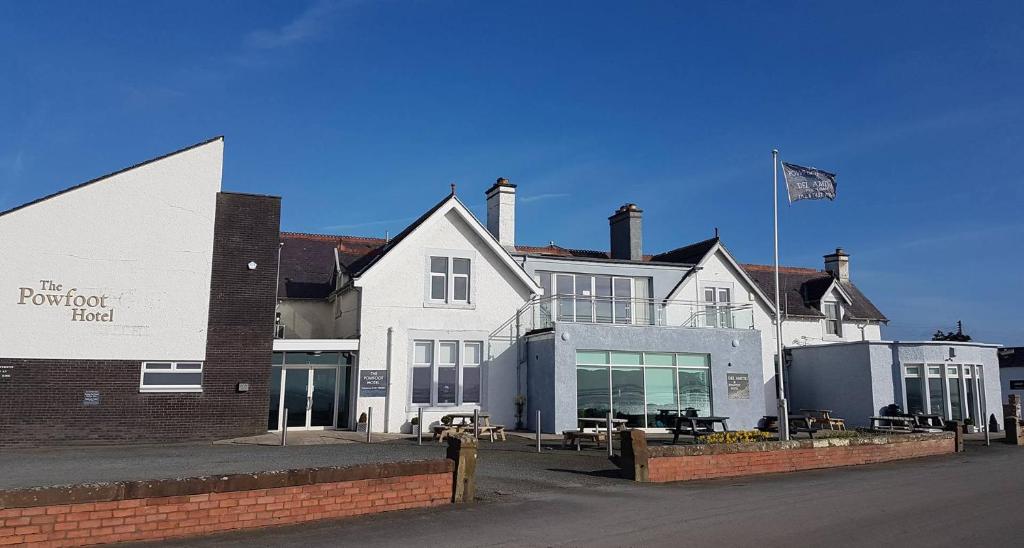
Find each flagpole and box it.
[773,149,790,441]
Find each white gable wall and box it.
[0,140,222,360]
[354,208,534,432]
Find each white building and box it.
[273,178,893,433]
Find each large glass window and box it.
[546,273,647,324]
[411,339,482,406]
[612,367,645,427]
[904,366,924,414]
[948,367,963,421]
[574,351,712,428]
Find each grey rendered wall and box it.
[525,333,558,433]
[549,322,764,432]
[788,343,876,428]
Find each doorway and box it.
[269,351,354,431]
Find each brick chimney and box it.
[824,248,850,282]
[609,203,643,261]
[486,177,516,247]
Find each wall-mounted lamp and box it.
[247,261,258,270]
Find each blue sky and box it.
[2,1,1022,344]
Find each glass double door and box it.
[276,366,340,430]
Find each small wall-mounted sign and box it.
[727,373,749,400]
[359,370,388,397]
[0,364,12,383]
[83,390,100,406]
[237,383,250,393]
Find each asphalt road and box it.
[135,439,1023,547]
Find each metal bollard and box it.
[536,410,542,453]
[606,411,614,457]
[417,407,424,446]
[366,406,373,443]
[473,409,480,439]
[280,409,288,446]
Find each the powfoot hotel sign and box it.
[18,280,116,322]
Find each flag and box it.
[781,162,837,202]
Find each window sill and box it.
[139,387,203,393]
[422,301,476,310]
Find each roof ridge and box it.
[741,263,826,274]
[281,231,387,243]
[653,236,719,257]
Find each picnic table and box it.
[562,417,628,451]
[869,415,915,433]
[670,416,730,445]
[431,412,506,443]
[758,415,818,438]
[907,413,945,432]
[798,409,846,431]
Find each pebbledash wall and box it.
[0,138,281,445]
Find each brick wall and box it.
[0,461,453,546]
[0,192,281,446]
[648,437,954,482]
[618,432,957,483]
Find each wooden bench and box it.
[758,415,819,438]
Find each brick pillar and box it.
[1005,394,1021,421]
[618,429,650,482]
[446,433,478,503]
[1005,417,1024,446]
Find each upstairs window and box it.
[824,302,841,336]
[428,256,472,305]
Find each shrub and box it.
[700,430,774,444]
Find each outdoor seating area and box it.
[562,417,628,451]
[669,414,731,444]
[431,413,507,443]
[758,415,819,438]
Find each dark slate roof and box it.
[0,136,224,218]
[741,264,887,322]
[278,232,387,299]
[514,244,626,260]
[650,237,719,264]
[999,347,1024,369]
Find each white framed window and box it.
[410,339,483,406]
[824,302,841,336]
[140,362,203,392]
[427,256,473,305]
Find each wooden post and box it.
[446,433,478,503]
[950,421,964,452]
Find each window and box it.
[549,273,645,325]
[575,350,712,429]
[703,286,733,328]
[140,362,203,392]
[410,339,483,406]
[824,302,841,336]
[428,256,472,305]
[903,365,924,414]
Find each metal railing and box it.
[496,295,755,335]
[273,324,286,339]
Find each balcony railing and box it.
[512,295,755,334]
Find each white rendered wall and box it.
[0,140,222,360]
[354,208,533,433]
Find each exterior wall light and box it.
[247,261,258,270]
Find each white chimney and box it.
[824,247,850,282]
[486,177,516,247]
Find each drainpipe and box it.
[385,327,393,433]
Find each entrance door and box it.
[279,366,339,430]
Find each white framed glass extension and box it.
[539,272,653,326]
[902,363,985,424]
[269,351,356,431]
[575,350,711,430]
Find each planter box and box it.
[617,430,957,483]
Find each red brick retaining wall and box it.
[618,431,956,483]
[0,460,453,546]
